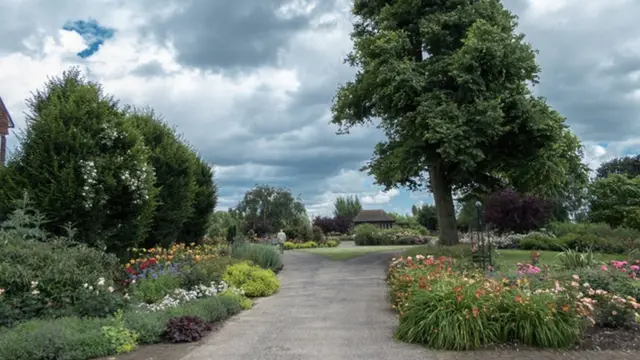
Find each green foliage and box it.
[518,233,566,251]
[311,225,325,243]
[128,109,197,248]
[231,243,283,272]
[130,273,182,304]
[235,185,306,237]
[178,157,217,244]
[588,174,640,229]
[163,315,211,343]
[556,248,600,270]
[353,224,431,246]
[0,68,157,254]
[331,0,579,246]
[102,310,138,354]
[223,262,280,297]
[0,316,114,360]
[178,257,239,289]
[596,155,640,179]
[333,195,361,220]
[208,210,242,239]
[412,204,438,231]
[0,207,121,324]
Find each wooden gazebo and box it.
[352,209,396,229]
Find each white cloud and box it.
[361,188,399,205]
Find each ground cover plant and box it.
[388,253,640,351]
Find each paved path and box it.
[180,250,639,360]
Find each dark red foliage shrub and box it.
[312,216,351,234]
[483,189,553,234]
[164,316,212,343]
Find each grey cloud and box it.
[503,0,640,143]
[144,0,339,71]
[131,61,167,77]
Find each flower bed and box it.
[284,240,339,250]
[388,255,640,351]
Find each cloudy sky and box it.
[1,0,639,216]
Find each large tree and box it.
[331,0,569,244]
[333,195,362,220]
[235,185,307,236]
[596,155,640,179]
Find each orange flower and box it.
[456,294,463,302]
[472,307,479,318]
[561,304,571,312]
[515,295,524,303]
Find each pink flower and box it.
[612,310,618,316]
[601,265,608,271]
[630,265,639,272]
[572,274,580,280]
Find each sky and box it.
[1,0,639,217]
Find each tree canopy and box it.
[596,155,640,179]
[331,0,577,244]
[333,195,362,219]
[235,185,307,236]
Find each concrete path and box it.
[179,250,639,360]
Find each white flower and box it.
[96,277,105,286]
[107,286,114,293]
[30,281,38,289]
[124,293,130,300]
[83,283,89,288]
[31,289,40,295]
[88,286,94,291]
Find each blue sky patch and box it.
[63,19,115,58]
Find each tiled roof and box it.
[353,209,395,223]
[0,96,15,129]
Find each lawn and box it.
[405,245,629,268]
[297,245,419,260]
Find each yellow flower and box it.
[129,259,135,264]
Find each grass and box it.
[405,245,628,268]
[297,244,418,261]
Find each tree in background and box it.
[332,0,572,245]
[333,195,362,220]
[483,189,553,234]
[411,204,438,231]
[128,109,197,248]
[312,215,351,234]
[0,68,157,254]
[596,155,640,179]
[235,185,307,237]
[588,174,640,229]
[178,157,217,244]
[208,209,244,238]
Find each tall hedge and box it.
[178,157,217,244]
[128,109,196,248]
[0,68,157,254]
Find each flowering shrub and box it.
[223,262,280,297]
[137,281,244,312]
[354,224,432,246]
[387,255,640,350]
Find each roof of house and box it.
[353,209,395,223]
[0,96,15,129]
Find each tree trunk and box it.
[429,161,459,245]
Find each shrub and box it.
[0,68,157,254]
[130,273,182,304]
[164,316,211,343]
[483,189,553,234]
[179,257,239,289]
[298,241,318,248]
[284,241,297,250]
[231,243,283,272]
[518,232,566,251]
[588,174,640,229]
[312,216,352,234]
[123,310,169,344]
[0,233,121,324]
[128,110,197,248]
[327,240,338,247]
[0,316,114,360]
[312,225,325,243]
[178,157,217,245]
[223,262,280,297]
[102,310,138,354]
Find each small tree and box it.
[312,215,352,234]
[333,195,362,220]
[0,68,157,254]
[484,189,552,233]
[412,204,438,231]
[588,174,640,229]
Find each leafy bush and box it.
[128,110,197,248]
[123,310,169,344]
[354,224,430,246]
[102,310,138,354]
[0,233,121,324]
[483,189,553,234]
[312,215,352,234]
[311,225,325,243]
[223,262,280,297]
[298,241,318,248]
[164,316,211,343]
[231,243,283,272]
[179,257,239,289]
[556,248,600,270]
[284,241,297,250]
[130,273,182,304]
[518,232,566,251]
[588,174,640,229]
[178,157,217,244]
[0,316,114,360]
[327,240,338,247]
[0,68,157,254]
